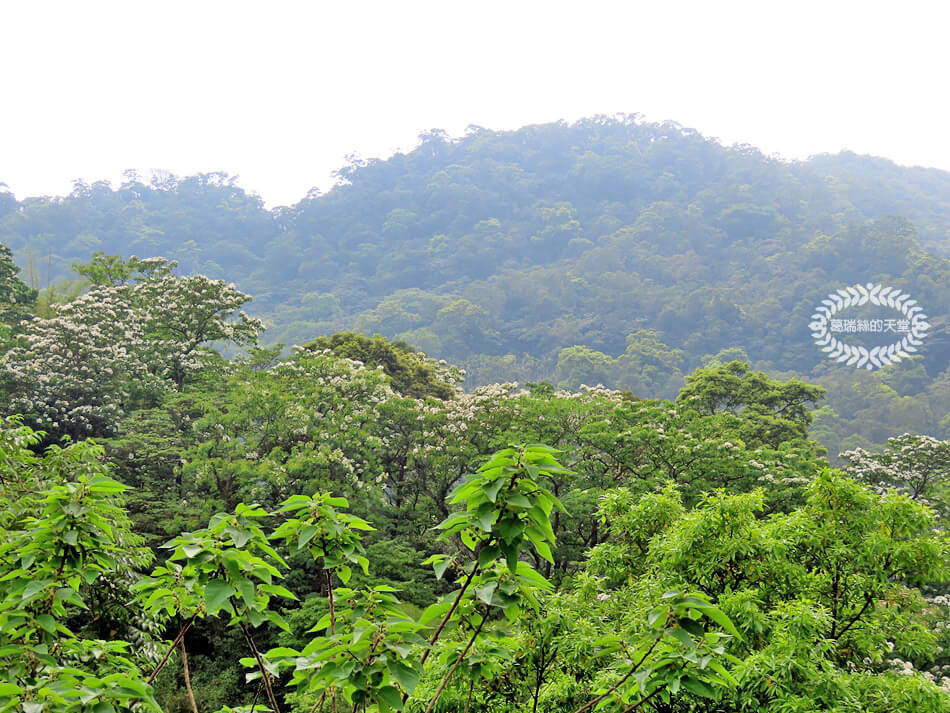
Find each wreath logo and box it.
[810,283,929,370]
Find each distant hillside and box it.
[2,116,948,455]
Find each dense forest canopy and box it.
[1,116,948,458]
[0,278,947,710]
[0,117,948,712]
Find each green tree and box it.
[842,433,950,520]
[677,360,826,449]
[304,332,460,399]
[0,257,263,438]
[0,242,36,331]
[587,471,950,711]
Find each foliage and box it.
[586,468,950,711]
[1,107,950,713]
[303,332,461,400]
[0,418,162,713]
[677,360,827,450]
[0,243,36,332]
[0,222,945,712]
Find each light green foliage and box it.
[255,446,575,712]
[584,485,685,585]
[263,496,427,711]
[264,584,426,712]
[138,504,293,629]
[247,445,741,713]
[0,418,161,713]
[436,445,567,577]
[587,466,950,711]
[134,505,296,711]
[555,346,613,393]
[581,590,741,708]
[273,493,374,585]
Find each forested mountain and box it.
[1,116,949,457]
[1,118,949,711]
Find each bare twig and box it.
[249,680,263,713]
[326,569,338,713]
[307,691,327,713]
[420,558,482,667]
[180,636,199,713]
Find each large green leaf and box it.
[681,676,716,699]
[388,660,420,693]
[376,684,404,711]
[204,579,237,615]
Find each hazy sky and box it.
[2,0,948,207]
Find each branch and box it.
[834,594,875,640]
[250,679,263,713]
[618,685,666,713]
[424,614,487,713]
[147,611,198,684]
[420,555,482,666]
[180,636,199,713]
[326,568,338,713]
[307,691,326,713]
[241,622,281,713]
[568,634,661,713]
[326,569,336,634]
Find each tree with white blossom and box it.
[842,433,950,695]
[841,433,950,520]
[0,255,263,439]
[135,271,263,387]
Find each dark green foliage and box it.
[677,360,827,449]
[304,332,457,399]
[0,243,36,330]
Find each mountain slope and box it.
[1,116,948,453]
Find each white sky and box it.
[1,0,948,207]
